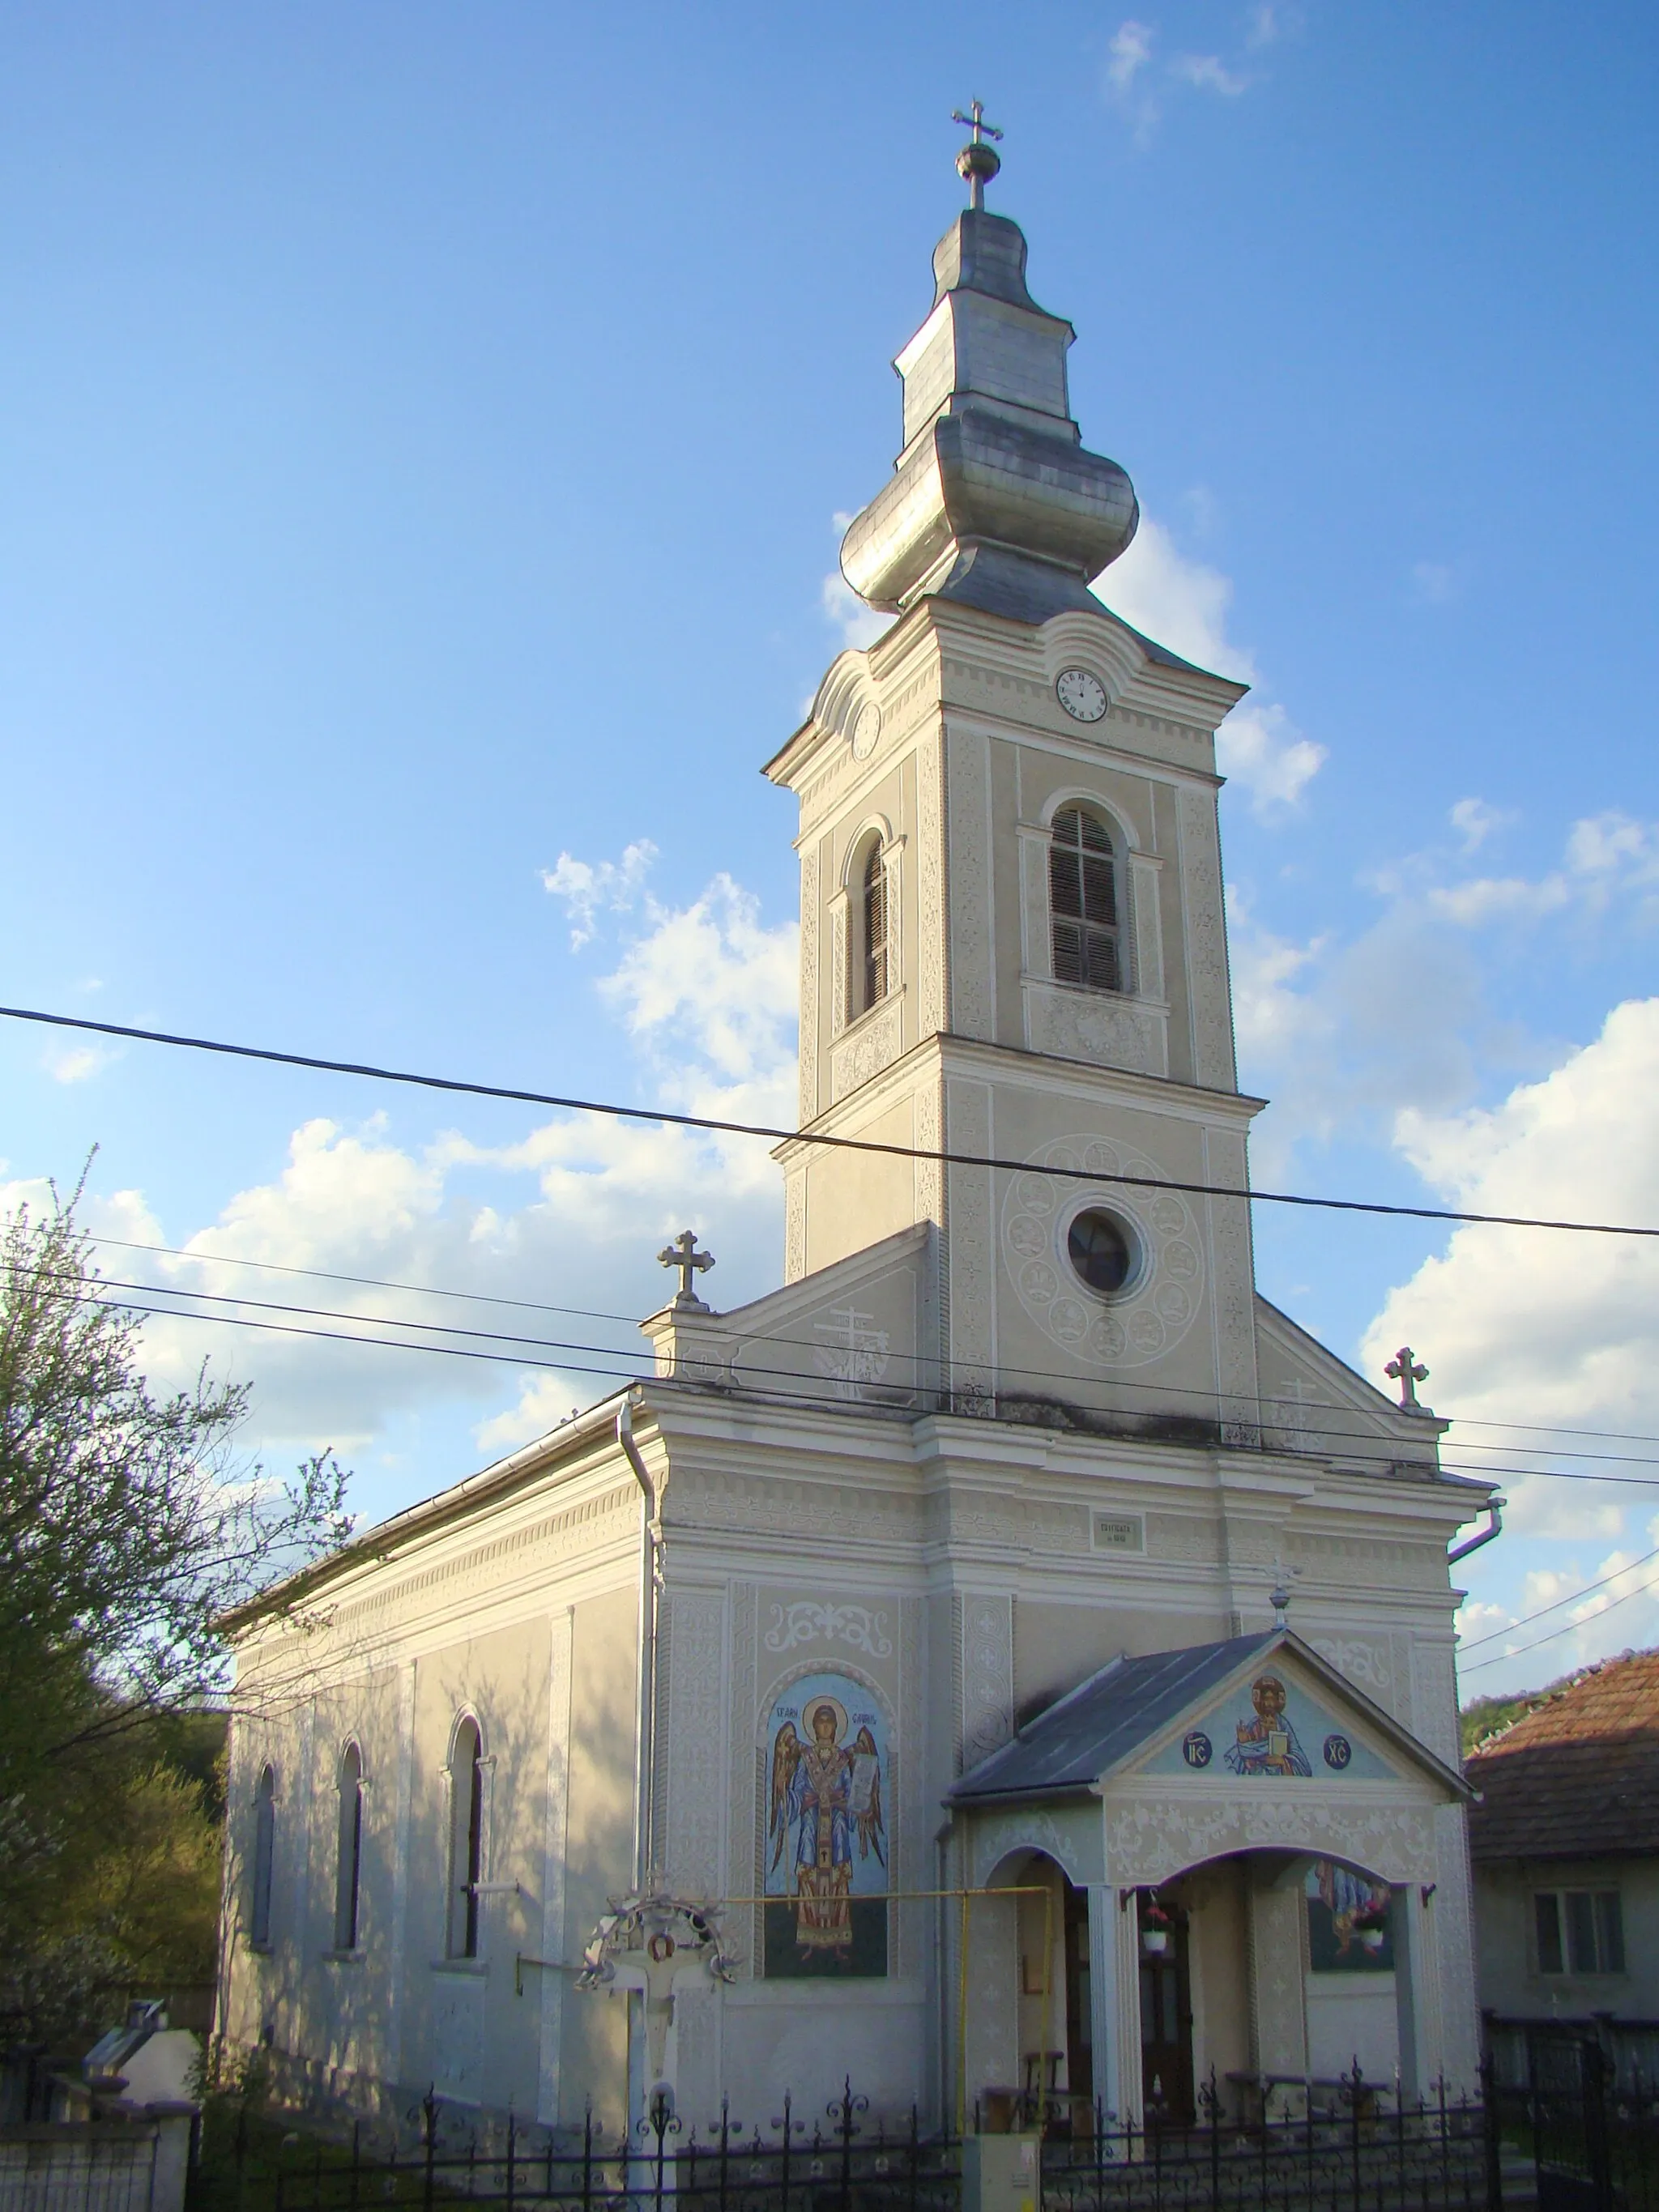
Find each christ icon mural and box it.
[763,1673,888,1978]
[1223,1673,1312,1777]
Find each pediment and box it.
[642,1222,934,1410]
[951,1629,1467,1809]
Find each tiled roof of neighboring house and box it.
[1466,1650,1659,1861]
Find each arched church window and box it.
[334,1743,363,1951]
[861,840,889,1014]
[1049,808,1121,992]
[448,1718,484,1959]
[250,1765,275,1948]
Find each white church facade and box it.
[217,142,1493,2143]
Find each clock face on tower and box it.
[1056,667,1108,722]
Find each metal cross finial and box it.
[1385,1346,1430,1413]
[657,1229,714,1311]
[951,100,1004,211]
[1269,1558,1294,1629]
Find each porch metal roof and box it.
[948,1631,1278,1804]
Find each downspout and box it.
[616,1398,661,1890]
[935,1819,954,2132]
[1448,1494,1504,1564]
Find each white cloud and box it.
[1426,808,1659,930]
[1226,892,1327,1064]
[820,568,892,654]
[28,869,799,1494]
[1361,1000,1659,1575]
[1246,4,1286,48]
[1567,810,1659,890]
[1217,703,1326,816]
[1107,19,1154,89]
[1098,515,1252,679]
[540,838,659,948]
[601,872,798,1092]
[46,1045,114,1084]
[1171,53,1249,95]
[1427,874,1572,926]
[1094,515,1324,818]
[1450,797,1513,853]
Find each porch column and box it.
[1392,1882,1443,2098]
[1086,1886,1118,2116]
[1106,1887,1143,2126]
[1247,1873,1307,2082]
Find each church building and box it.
[218,131,1493,2144]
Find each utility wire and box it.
[86,1288,1659,1495]
[78,1234,1659,1459]
[58,1254,1659,1469]
[1458,1542,1659,1653]
[1459,1570,1659,1676]
[10,999,1659,1241]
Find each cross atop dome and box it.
[835,122,1140,626]
[950,100,1003,211]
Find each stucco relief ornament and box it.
[763,1601,894,1658]
[1000,1136,1205,1366]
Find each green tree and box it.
[0,1176,350,2044]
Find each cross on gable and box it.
[658,1230,714,1311]
[1385,1345,1430,1413]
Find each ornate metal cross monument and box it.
[951,99,1003,209]
[658,1228,714,1311]
[1385,1345,1431,1413]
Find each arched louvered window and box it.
[1049,808,1121,992]
[860,840,889,1014]
[448,1718,484,1959]
[334,1744,363,1951]
[251,1765,275,1948]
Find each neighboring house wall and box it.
[1473,1857,1659,2020]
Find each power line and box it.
[10,999,1659,1241]
[78,1234,1659,1460]
[60,1253,1659,1469]
[1459,1569,1659,1676]
[87,1234,644,1328]
[1458,1542,1659,1654]
[83,1285,1659,1495]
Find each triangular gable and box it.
[1137,1653,1395,1783]
[1119,1632,1469,1801]
[642,1221,936,1410]
[1254,1296,1444,1468]
[949,1629,1469,1809]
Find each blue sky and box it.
[4,3,1658,1701]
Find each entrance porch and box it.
[946,1629,1473,2125]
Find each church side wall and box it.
[218,1531,642,2138]
[552,1587,636,2129]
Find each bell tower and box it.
[765,132,1265,1438]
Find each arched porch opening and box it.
[1122,1848,1424,2129]
[970,1849,1095,2133]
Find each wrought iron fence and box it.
[269,2086,956,2212]
[255,2068,1509,2212]
[1039,2071,1495,2212]
[1486,2028,1659,2212]
[0,2128,161,2212]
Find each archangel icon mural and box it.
[763,1673,888,1977]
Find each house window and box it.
[1535,1889,1624,1975]
[1049,808,1122,992]
[251,1765,275,1948]
[859,839,889,1015]
[334,1744,363,1952]
[448,1718,484,1958]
